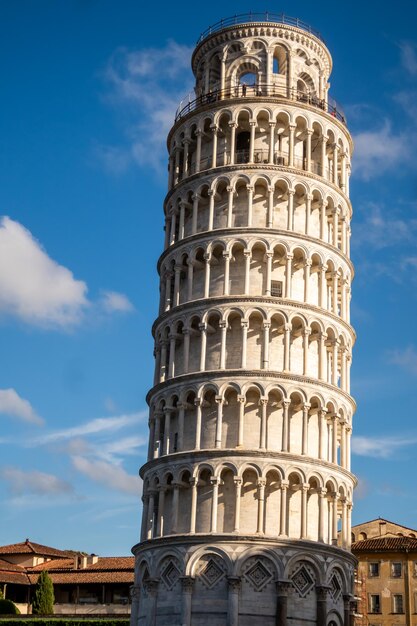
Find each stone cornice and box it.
[157,227,354,276]
[152,295,356,341]
[164,160,353,219]
[131,534,357,567]
[146,369,356,410]
[139,447,357,485]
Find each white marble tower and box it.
[131,13,356,626]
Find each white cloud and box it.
[352,433,417,458]
[399,42,417,76]
[72,456,141,495]
[388,345,417,375]
[0,466,74,496]
[353,120,407,180]
[100,290,134,313]
[354,203,417,250]
[0,216,89,328]
[32,411,146,446]
[0,389,43,425]
[94,436,147,463]
[102,40,194,173]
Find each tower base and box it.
[130,535,355,626]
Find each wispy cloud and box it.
[0,216,88,328]
[99,290,134,313]
[354,203,417,250]
[0,389,43,425]
[399,41,417,76]
[352,433,417,458]
[32,411,146,446]
[100,40,193,174]
[388,345,417,375]
[0,466,74,496]
[353,120,408,180]
[72,456,141,496]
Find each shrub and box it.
[32,572,54,615]
[0,599,20,614]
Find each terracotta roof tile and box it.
[86,557,134,571]
[28,571,134,585]
[0,558,26,573]
[28,558,75,572]
[352,536,417,551]
[0,541,70,558]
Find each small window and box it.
[369,562,380,577]
[391,562,402,578]
[369,594,381,613]
[271,280,283,297]
[393,594,404,614]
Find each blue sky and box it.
[0,0,416,555]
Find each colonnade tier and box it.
[167,103,351,196]
[145,379,353,471]
[140,455,353,548]
[164,173,351,254]
[158,238,352,322]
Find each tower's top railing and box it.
[197,13,325,45]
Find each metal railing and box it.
[197,13,324,44]
[175,83,346,125]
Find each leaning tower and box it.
[131,13,356,626]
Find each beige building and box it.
[351,519,417,626]
[131,12,356,626]
[0,539,133,615]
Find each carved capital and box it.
[181,576,195,592]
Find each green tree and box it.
[32,570,54,615]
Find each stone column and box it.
[269,122,276,163]
[283,323,291,371]
[267,187,274,227]
[279,481,289,535]
[204,253,211,299]
[237,395,245,447]
[227,577,241,626]
[288,124,296,166]
[287,189,294,230]
[318,409,327,460]
[211,125,218,169]
[260,397,268,450]
[321,134,327,177]
[301,403,310,455]
[285,254,293,298]
[318,488,327,542]
[320,201,328,240]
[215,396,224,448]
[223,252,231,295]
[147,490,156,539]
[177,403,185,451]
[199,323,207,371]
[182,329,190,374]
[282,401,290,453]
[210,477,219,532]
[169,211,177,245]
[249,121,256,162]
[241,321,248,368]
[306,129,313,172]
[143,579,159,626]
[227,186,234,227]
[229,122,237,164]
[178,202,186,240]
[333,207,339,248]
[208,189,215,230]
[163,407,171,455]
[148,417,156,461]
[140,494,149,541]
[316,585,329,626]
[319,264,327,309]
[319,332,327,381]
[257,479,266,533]
[195,129,202,173]
[189,478,198,533]
[165,272,173,311]
[220,321,227,369]
[332,413,338,464]
[194,398,202,450]
[265,252,273,295]
[130,585,141,626]
[302,328,310,375]
[244,249,251,294]
[304,260,311,302]
[180,577,194,626]
[234,477,242,532]
[333,143,339,185]
[343,594,352,626]
[153,413,161,459]
[332,340,339,386]
[301,483,309,538]
[332,493,339,544]
[191,193,199,235]
[305,193,312,235]
[247,185,254,226]
[262,322,271,369]
[276,581,290,626]
[171,482,180,533]
[168,334,176,379]
[156,486,166,536]
[187,260,194,301]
